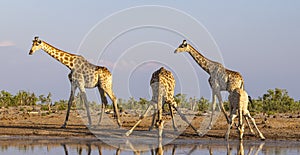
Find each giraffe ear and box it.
[38,40,42,44]
[183,40,187,46]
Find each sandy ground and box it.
[0,107,299,142]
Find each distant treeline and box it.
[0,88,299,114]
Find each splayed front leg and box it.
[245,113,265,140]
[125,103,154,136]
[61,85,75,128]
[225,114,237,141]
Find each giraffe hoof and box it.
[125,131,132,137]
[61,124,67,128]
[118,122,123,128]
[197,130,204,137]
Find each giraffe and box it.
[175,40,244,129]
[125,67,200,137]
[225,88,265,140]
[29,36,122,128]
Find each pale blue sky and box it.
[1,1,299,102]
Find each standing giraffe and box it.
[125,67,200,137]
[225,88,265,140]
[29,36,122,128]
[175,40,244,129]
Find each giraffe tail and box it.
[240,81,244,90]
[248,95,253,104]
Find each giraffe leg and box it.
[237,140,244,155]
[104,88,122,127]
[168,103,178,131]
[171,105,201,136]
[225,113,237,141]
[149,109,157,131]
[208,93,217,129]
[238,105,244,140]
[155,91,164,137]
[61,85,76,128]
[215,91,230,124]
[97,87,108,126]
[80,91,92,127]
[125,103,155,136]
[244,112,265,140]
[245,117,255,134]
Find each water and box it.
[0,137,299,155]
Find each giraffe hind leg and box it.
[168,103,178,131]
[215,91,229,124]
[149,109,157,131]
[104,88,122,127]
[97,87,108,126]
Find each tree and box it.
[197,97,209,112]
[0,90,13,107]
[257,88,299,114]
[138,98,148,110]
[174,93,188,108]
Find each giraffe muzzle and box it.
[29,50,33,55]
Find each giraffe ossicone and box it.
[29,36,122,128]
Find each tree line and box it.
[0,88,299,114]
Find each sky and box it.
[0,1,300,103]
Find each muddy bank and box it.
[0,108,299,141]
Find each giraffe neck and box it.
[187,45,212,73]
[40,41,76,70]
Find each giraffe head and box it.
[174,40,189,53]
[29,36,42,55]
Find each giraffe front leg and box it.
[172,105,201,136]
[225,114,237,141]
[216,91,230,124]
[61,85,76,128]
[125,103,154,136]
[80,91,92,127]
[245,116,255,134]
[245,112,265,140]
[208,93,217,129]
[149,109,157,131]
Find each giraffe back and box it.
[226,69,244,92]
[150,67,176,104]
[97,66,113,90]
[228,88,249,115]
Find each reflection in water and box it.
[0,138,299,155]
[226,141,264,155]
